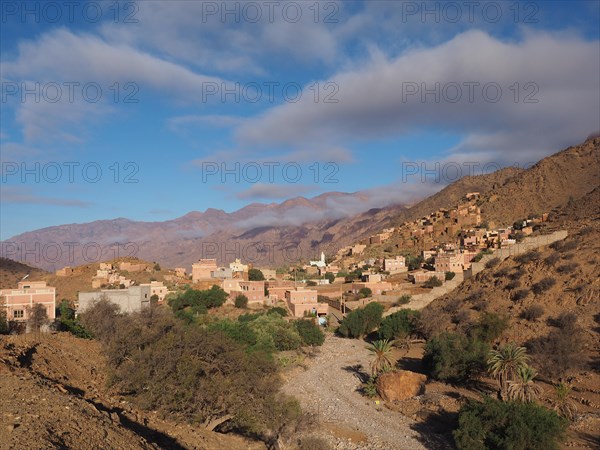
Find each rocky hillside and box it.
[476,137,600,227]
[0,258,47,289]
[0,333,263,450]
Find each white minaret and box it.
[321,252,325,264]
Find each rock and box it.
[376,370,427,402]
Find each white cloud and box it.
[234,30,600,164]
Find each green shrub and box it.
[268,306,288,317]
[454,397,567,450]
[445,271,456,281]
[423,332,488,383]
[168,286,227,315]
[248,268,265,281]
[378,309,420,340]
[468,312,508,343]
[338,302,384,339]
[423,276,443,288]
[248,314,302,351]
[234,294,248,309]
[359,287,372,298]
[395,294,412,305]
[294,319,325,346]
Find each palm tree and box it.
[366,339,394,375]
[553,383,577,421]
[487,343,529,399]
[507,365,543,402]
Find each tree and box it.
[78,296,121,344]
[234,294,248,309]
[27,303,48,334]
[367,339,393,375]
[454,397,566,450]
[338,302,384,339]
[507,365,543,402]
[58,300,91,339]
[294,319,324,346]
[469,312,508,343]
[553,383,576,421]
[324,272,335,284]
[248,268,265,281]
[423,276,443,288]
[0,296,9,334]
[378,309,420,341]
[445,271,456,281]
[359,287,372,298]
[423,332,488,383]
[487,343,529,399]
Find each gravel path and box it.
[283,336,428,450]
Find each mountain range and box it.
[2,138,598,271]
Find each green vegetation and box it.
[423,332,488,383]
[394,294,412,306]
[423,276,443,288]
[471,249,493,263]
[338,302,384,339]
[168,286,228,316]
[366,339,393,375]
[234,294,248,309]
[378,309,420,341]
[294,319,325,346]
[248,268,265,281]
[468,312,508,343]
[359,287,372,298]
[487,343,529,399]
[445,271,456,281]
[324,272,335,284]
[454,397,566,450]
[406,255,424,271]
[58,300,91,338]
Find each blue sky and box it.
[1,0,599,239]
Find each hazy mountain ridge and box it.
[2,139,598,271]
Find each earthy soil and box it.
[0,333,264,450]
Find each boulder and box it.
[376,370,427,402]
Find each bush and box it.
[294,320,325,346]
[505,280,521,291]
[338,302,384,339]
[359,287,372,298]
[553,312,578,330]
[468,312,508,343]
[454,397,566,450]
[103,311,300,439]
[395,294,412,306]
[169,286,228,315]
[378,309,420,340]
[249,314,303,352]
[512,289,530,301]
[234,294,249,309]
[445,271,456,281]
[248,268,265,281]
[423,276,443,288]
[78,297,121,343]
[485,257,501,269]
[556,263,579,274]
[268,306,288,317]
[494,267,510,278]
[521,305,544,322]
[528,318,586,380]
[544,253,561,266]
[532,277,556,295]
[423,332,488,383]
[515,250,540,265]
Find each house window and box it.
[13,310,24,319]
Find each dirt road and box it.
[283,336,430,450]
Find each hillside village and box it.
[1,139,599,450]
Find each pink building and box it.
[409,271,446,284]
[383,256,407,273]
[230,281,265,303]
[192,259,218,282]
[285,288,328,318]
[1,281,56,323]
